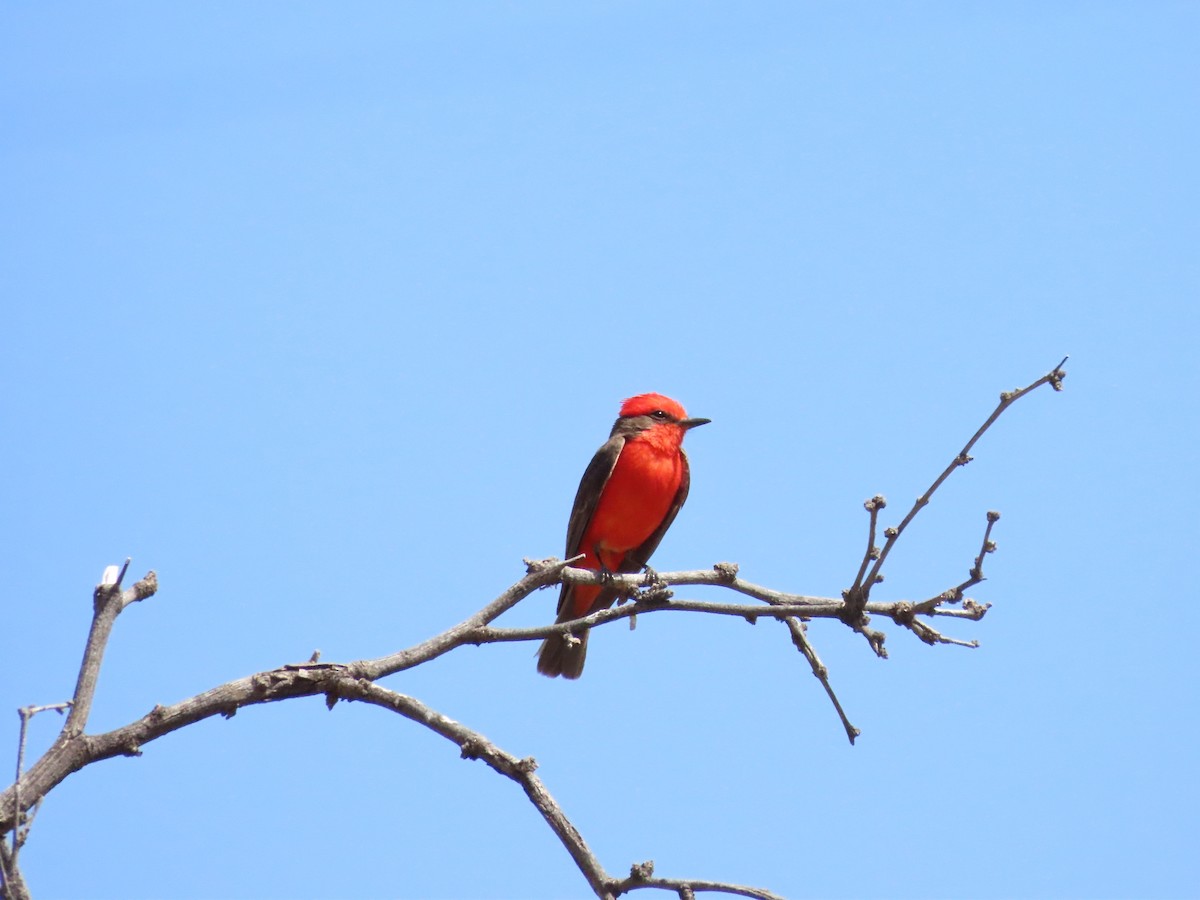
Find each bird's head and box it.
[613,393,711,440]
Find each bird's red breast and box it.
[536,392,708,678]
[570,434,687,616]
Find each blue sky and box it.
[2,3,1197,898]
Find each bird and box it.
[537,393,709,679]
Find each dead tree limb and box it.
[0,358,1067,899]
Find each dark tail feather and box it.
[537,630,589,679]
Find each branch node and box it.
[629,860,655,881]
[91,582,119,613]
[128,571,158,602]
[963,598,992,619]
[712,561,739,582]
[1050,356,1069,390]
[459,739,481,760]
[640,565,665,589]
[638,585,673,605]
[865,627,888,658]
[524,554,584,578]
[522,556,556,574]
[516,756,538,774]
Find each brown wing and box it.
[617,447,691,575]
[556,433,627,619]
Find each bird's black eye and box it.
[650,409,670,420]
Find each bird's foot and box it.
[641,564,667,590]
[638,565,673,605]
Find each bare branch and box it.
[351,556,582,680]
[849,495,885,596]
[10,702,71,864]
[612,859,786,900]
[862,358,1067,597]
[839,357,1068,645]
[1,360,1068,897]
[0,841,30,900]
[784,618,860,745]
[882,510,1001,645]
[0,558,587,837]
[63,569,158,737]
[326,678,616,896]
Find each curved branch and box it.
[1,360,1068,897]
[326,678,783,900]
[0,560,1004,838]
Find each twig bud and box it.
[629,861,655,881]
[713,561,739,581]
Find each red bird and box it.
[537,393,709,679]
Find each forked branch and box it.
[1,359,1067,899]
[842,357,1068,630]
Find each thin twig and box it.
[863,358,1067,595]
[114,557,131,589]
[353,556,583,680]
[11,703,71,860]
[611,859,785,900]
[784,619,860,745]
[849,495,885,595]
[476,595,845,643]
[840,358,1068,636]
[908,619,979,648]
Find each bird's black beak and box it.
[680,417,711,430]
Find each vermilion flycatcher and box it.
[537,393,709,679]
